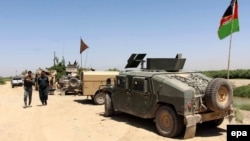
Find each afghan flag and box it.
[218,0,239,40]
[80,38,89,54]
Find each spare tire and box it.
[205,78,233,112]
[69,78,79,88]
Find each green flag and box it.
[218,0,239,40]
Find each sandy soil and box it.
[0,81,250,141]
[229,79,250,88]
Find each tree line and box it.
[202,69,250,79]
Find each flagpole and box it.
[81,53,83,69]
[84,49,89,68]
[227,1,236,80]
[227,34,233,80]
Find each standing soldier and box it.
[23,71,34,108]
[50,77,54,89]
[38,71,49,105]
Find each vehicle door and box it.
[113,76,131,112]
[130,77,152,117]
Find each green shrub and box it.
[234,85,250,98]
[202,69,250,79]
[234,102,250,110]
[238,104,250,111]
[234,108,244,123]
[0,78,6,85]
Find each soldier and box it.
[38,71,49,105]
[23,71,34,108]
[50,77,54,88]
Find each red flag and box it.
[80,38,89,54]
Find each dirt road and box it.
[0,81,249,141]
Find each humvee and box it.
[59,62,119,105]
[102,54,234,139]
[60,63,81,95]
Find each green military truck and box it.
[102,54,234,139]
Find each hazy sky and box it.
[1,0,249,77]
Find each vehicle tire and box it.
[104,94,115,117]
[69,78,79,88]
[155,106,184,138]
[94,92,105,105]
[202,118,224,127]
[205,78,233,112]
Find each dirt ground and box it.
[0,80,250,141]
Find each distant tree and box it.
[21,70,28,76]
[0,76,5,85]
[47,56,66,81]
[54,56,59,66]
[107,68,120,71]
[61,56,66,66]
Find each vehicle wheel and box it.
[155,106,184,138]
[69,78,79,88]
[94,92,105,105]
[203,118,224,127]
[104,94,115,117]
[205,78,233,111]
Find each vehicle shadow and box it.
[195,124,227,137]
[103,113,227,139]
[74,99,94,105]
[55,89,82,96]
[63,93,81,96]
[109,113,156,133]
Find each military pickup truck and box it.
[102,54,234,139]
[80,71,119,105]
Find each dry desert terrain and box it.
[0,80,250,141]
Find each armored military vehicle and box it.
[102,54,234,139]
[60,62,119,105]
[60,62,81,95]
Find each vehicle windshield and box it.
[13,77,22,80]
